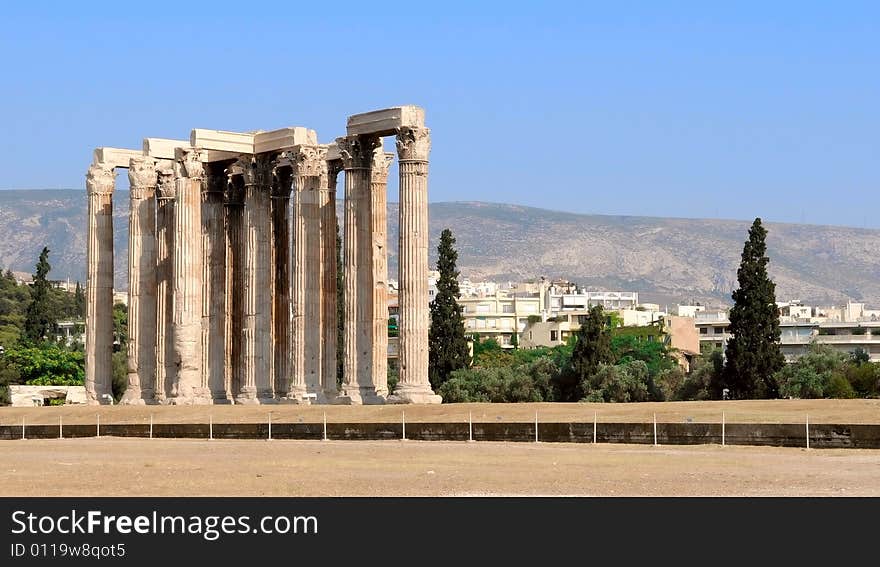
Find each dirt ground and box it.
[2,399,879,426]
[2,438,879,496]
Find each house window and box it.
[699,327,708,335]
[502,304,515,313]
[550,330,558,342]
[714,327,725,334]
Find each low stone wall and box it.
[2,421,879,448]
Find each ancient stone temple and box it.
[84,106,441,405]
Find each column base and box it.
[120,387,146,405]
[335,387,385,405]
[234,386,259,405]
[387,385,442,404]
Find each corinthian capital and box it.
[174,148,205,180]
[128,157,158,195]
[156,171,176,200]
[336,135,380,170]
[371,148,395,185]
[86,163,116,196]
[289,145,328,178]
[396,126,430,161]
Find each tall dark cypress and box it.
[428,229,470,390]
[23,247,53,343]
[722,218,784,399]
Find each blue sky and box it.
[1,1,877,227]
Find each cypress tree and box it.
[722,218,784,399]
[74,281,85,319]
[24,247,53,343]
[568,304,613,400]
[428,228,470,389]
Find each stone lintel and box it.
[93,147,143,169]
[202,149,243,163]
[190,128,255,154]
[143,138,189,160]
[346,105,425,137]
[254,127,318,154]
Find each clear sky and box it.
[1,1,877,227]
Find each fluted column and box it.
[336,135,382,404]
[84,163,115,405]
[169,148,209,404]
[239,157,274,403]
[203,167,229,403]
[271,163,294,401]
[121,157,157,405]
[225,170,250,403]
[370,149,394,397]
[390,127,441,403]
[290,146,325,400]
[321,160,342,400]
[155,169,176,403]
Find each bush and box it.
[582,361,650,403]
[775,344,846,399]
[5,343,84,386]
[655,366,686,401]
[827,372,855,399]
[438,357,559,403]
[844,363,879,397]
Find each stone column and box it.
[84,163,115,405]
[320,160,342,400]
[155,169,176,403]
[370,149,394,397]
[241,156,274,403]
[121,157,158,405]
[169,149,209,404]
[336,135,382,404]
[271,163,294,401]
[290,146,325,400]
[203,167,228,403]
[225,169,250,403]
[390,127,441,403]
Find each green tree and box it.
[555,305,612,401]
[722,218,784,399]
[5,343,84,386]
[23,247,54,342]
[428,228,471,390]
[74,281,85,319]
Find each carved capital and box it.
[156,171,176,200]
[128,157,157,199]
[371,149,395,185]
[175,148,205,180]
[396,126,430,161]
[271,161,292,198]
[336,135,380,170]
[289,145,327,178]
[204,171,227,195]
[86,163,116,196]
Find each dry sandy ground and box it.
[2,438,879,496]
[2,399,879,426]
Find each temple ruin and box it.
[84,106,440,405]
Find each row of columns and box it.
[84,127,439,404]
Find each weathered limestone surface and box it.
[370,149,394,397]
[155,169,176,403]
[85,163,116,405]
[225,170,249,403]
[346,106,425,137]
[169,149,209,405]
[321,160,342,400]
[389,126,441,404]
[337,135,382,404]
[271,164,293,400]
[254,127,318,154]
[92,148,143,170]
[203,167,229,403]
[121,157,157,405]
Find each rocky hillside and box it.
[1,191,877,307]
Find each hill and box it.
[0,190,877,307]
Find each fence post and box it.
[593,411,597,444]
[722,412,725,447]
[653,413,658,447]
[209,415,213,441]
[268,413,272,441]
[806,414,810,450]
[323,411,328,441]
[59,416,63,439]
[149,414,153,439]
[402,411,406,441]
[21,417,25,440]
[96,414,100,438]
[469,411,474,443]
[535,411,539,443]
